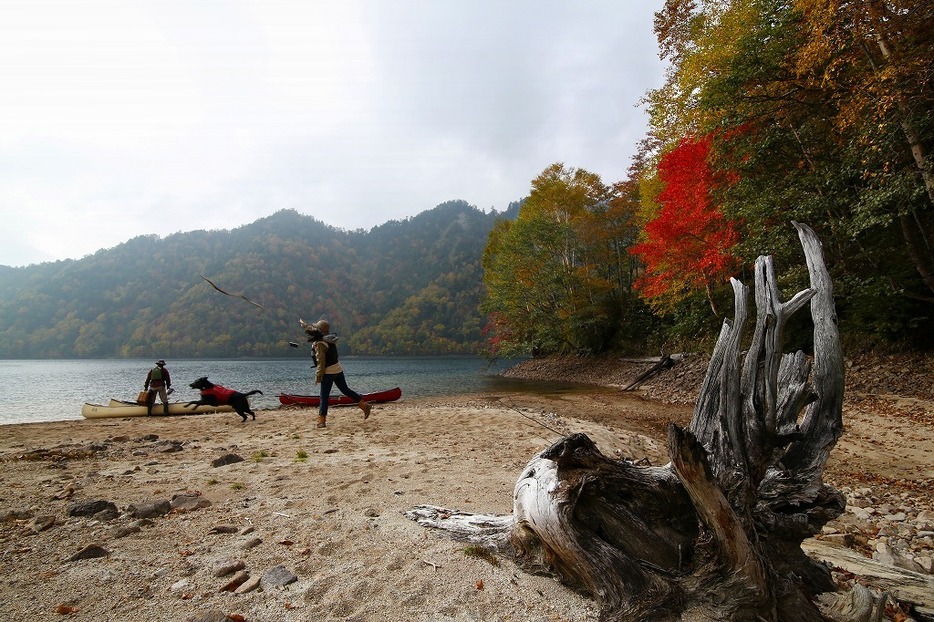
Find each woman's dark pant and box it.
[319,372,362,417]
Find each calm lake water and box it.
[0,356,557,425]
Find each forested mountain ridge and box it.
[0,201,519,358]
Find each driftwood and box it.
[407,223,869,621]
[622,352,675,390]
[803,540,934,619]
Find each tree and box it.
[793,0,934,297]
[708,0,934,341]
[640,0,934,346]
[482,164,638,355]
[631,133,739,315]
[645,0,762,154]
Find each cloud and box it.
[0,0,665,266]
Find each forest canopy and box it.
[0,203,511,359]
[483,0,933,356]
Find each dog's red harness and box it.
[200,385,237,404]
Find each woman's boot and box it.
[359,401,372,419]
[316,415,327,428]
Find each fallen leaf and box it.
[475,579,484,590]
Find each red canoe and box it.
[278,387,402,407]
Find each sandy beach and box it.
[1,356,932,621]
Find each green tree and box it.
[482,164,639,355]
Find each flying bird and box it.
[200,275,265,309]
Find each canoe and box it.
[278,387,402,407]
[82,400,234,419]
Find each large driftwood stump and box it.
[407,223,850,621]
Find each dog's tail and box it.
[245,390,263,396]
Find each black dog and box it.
[187,376,263,421]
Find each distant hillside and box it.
[0,201,521,358]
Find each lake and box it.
[0,356,558,425]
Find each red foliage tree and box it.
[631,133,739,314]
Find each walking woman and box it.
[302,319,372,428]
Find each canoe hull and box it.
[82,401,235,419]
[278,387,402,407]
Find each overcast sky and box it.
[0,1,665,267]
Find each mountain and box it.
[0,201,521,358]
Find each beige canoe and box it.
[82,400,234,419]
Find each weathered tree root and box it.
[409,223,860,621]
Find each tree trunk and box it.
[622,352,675,390]
[862,0,934,296]
[408,223,854,621]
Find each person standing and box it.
[144,359,172,416]
[302,319,371,428]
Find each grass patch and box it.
[231,482,244,490]
[251,450,269,462]
[206,478,218,486]
[295,449,308,463]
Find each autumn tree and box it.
[631,133,739,315]
[640,0,934,346]
[793,0,934,297]
[482,164,642,355]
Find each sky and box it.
[0,0,666,268]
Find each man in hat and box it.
[144,359,173,416]
[301,319,372,428]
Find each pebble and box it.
[240,537,262,550]
[155,440,183,453]
[66,544,110,562]
[127,499,171,519]
[170,578,191,592]
[66,499,117,517]
[211,453,244,468]
[111,524,141,538]
[234,576,261,594]
[218,570,249,592]
[832,485,934,576]
[171,492,212,512]
[30,515,55,533]
[212,559,245,577]
[261,565,297,588]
